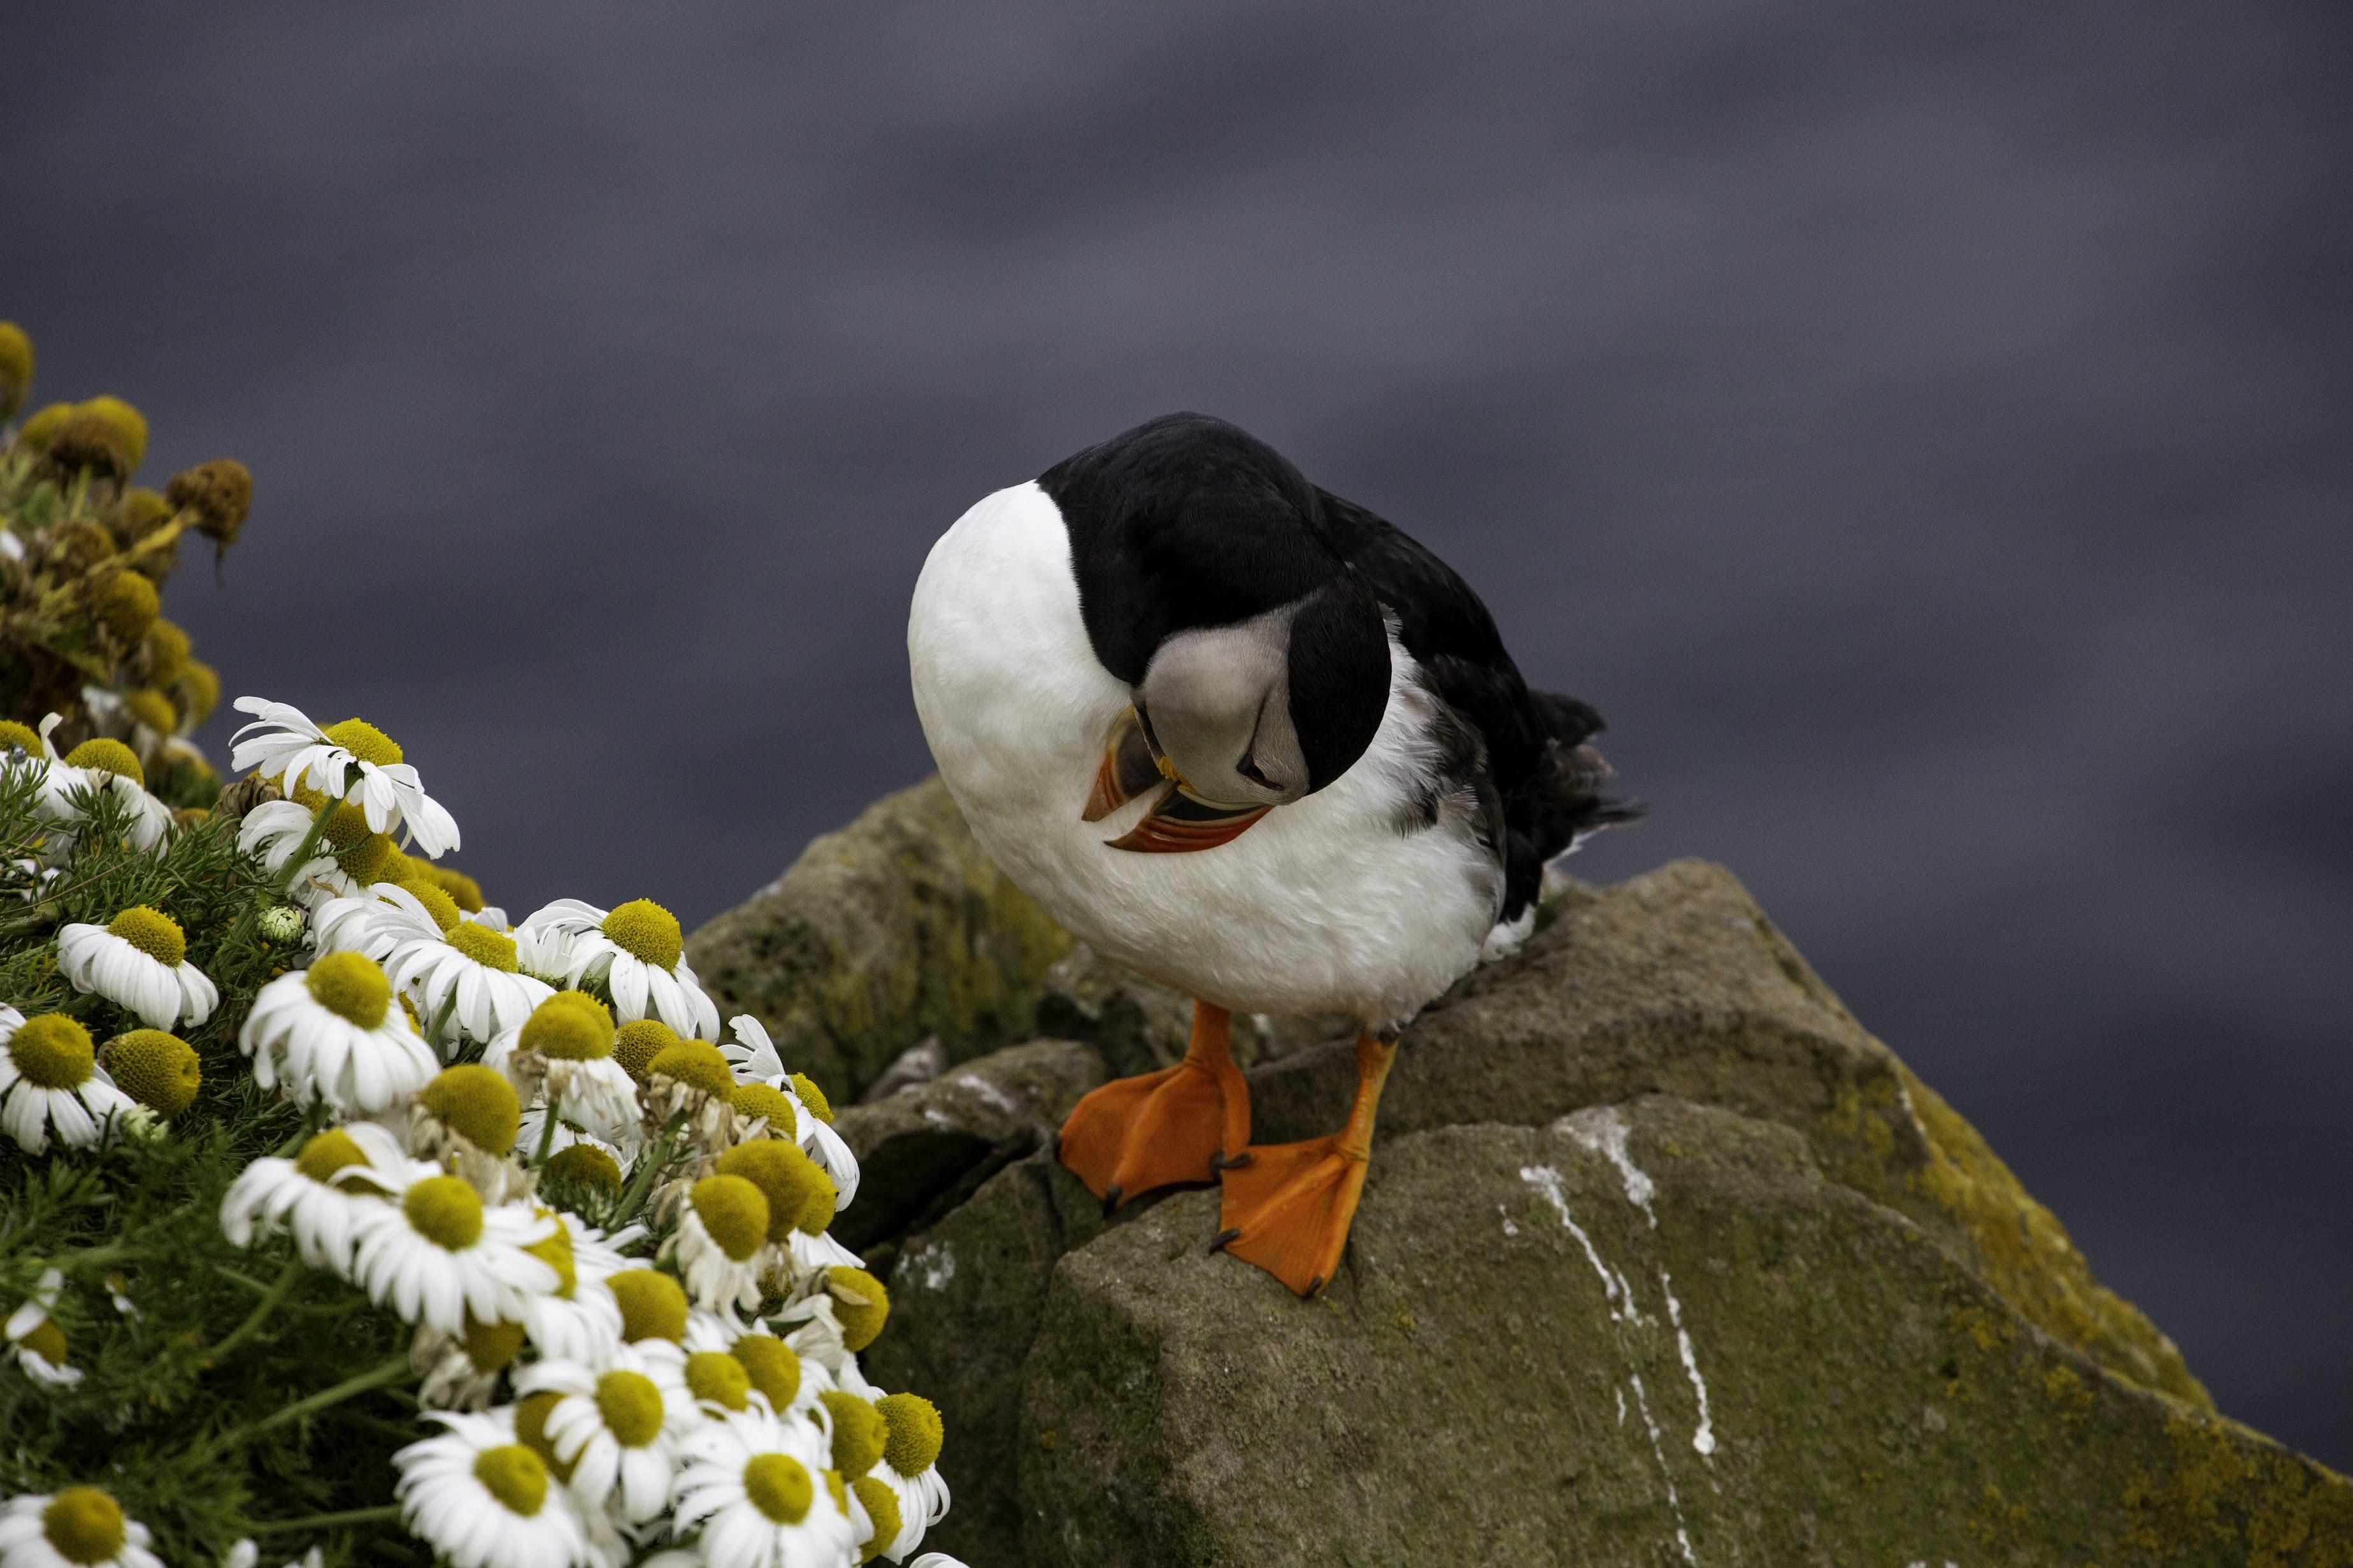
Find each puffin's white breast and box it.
[908,481,1501,1028]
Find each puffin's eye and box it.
[1238,753,1274,790]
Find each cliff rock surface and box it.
[692,781,2351,1567]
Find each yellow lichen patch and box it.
[1965,1482,2029,1548]
[2122,1411,2353,1568]
[420,1065,520,1154]
[819,1389,887,1478]
[2043,1363,2094,1425]
[1899,1067,2213,1410]
[107,905,185,967]
[544,1143,622,1192]
[610,1269,687,1343]
[65,738,143,786]
[1947,1304,2013,1354]
[94,573,161,641]
[613,1018,679,1081]
[103,1029,200,1116]
[601,899,683,969]
[852,1474,901,1563]
[648,1039,733,1095]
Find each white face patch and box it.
[1138,604,1309,808]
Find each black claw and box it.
[1208,1227,1242,1254]
[1209,1150,1253,1172]
[1306,1274,1326,1297]
[1101,1184,1124,1216]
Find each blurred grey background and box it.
[7,2,2349,1462]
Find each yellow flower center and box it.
[0,720,43,756]
[716,1139,835,1241]
[852,1474,902,1562]
[64,738,143,787]
[420,1065,520,1154]
[22,1318,69,1364]
[543,1143,621,1193]
[321,718,403,768]
[408,882,462,932]
[339,832,400,886]
[182,661,222,725]
[403,1174,484,1250]
[648,1039,733,1095]
[733,1334,802,1411]
[304,951,391,1028]
[611,1018,678,1080]
[471,1444,547,1517]
[878,1392,945,1476]
[684,1351,752,1411]
[104,1029,199,1116]
[520,995,611,1060]
[742,1453,813,1525]
[124,688,176,734]
[96,574,161,641]
[431,915,515,973]
[145,621,190,686]
[601,899,682,969]
[40,1487,126,1565]
[609,1269,687,1343]
[789,1072,834,1123]
[462,1315,527,1372]
[107,905,185,967]
[594,1368,666,1447]
[820,1390,887,1479]
[690,1175,771,1261]
[8,1015,94,1090]
[729,1081,798,1133]
[827,1267,891,1353]
[524,1216,578,1297]
[294,1127,368,1183]
[513,1392,578,1483]
[822,1468,848,1516]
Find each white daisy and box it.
[393,1409,596,1568]
[240,952,439,1117]
[483,998,637,1146]
[55,906,218,1030]
[359,885,554,1047]
[3,1269,82,1389]
[0,1010,138,1155]
[0,1488,164,1568]
[31,729,175,856]
[218,1121,409,1271]
[520,898,720,1040]
[515,1342,697,1522]
[869,1393,951,1562]
[683,1310,828,1420]
[721,1015,860,1209]
[349,1165,561,1333]
[665,1176,775,1313]
[229,698,461,857]
[517,1212,635,1364]
[671,1406,860,1568]
[237,799,364,908]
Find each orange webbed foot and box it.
[1212,1031,1397,1297]
[1058,1001,1250,1209]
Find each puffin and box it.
[907,412,1634,1297]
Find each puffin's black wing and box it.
[1315,487,1638,922]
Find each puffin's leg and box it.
[1211,1030,1396,1298]
[1057,1001,1252,1210]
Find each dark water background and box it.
[7,3,2349,1465]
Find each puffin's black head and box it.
[1047,413,1392,816]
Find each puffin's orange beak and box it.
[1084,706,1271,853]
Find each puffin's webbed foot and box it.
[1057,1001,1250,1208]
[1213,1032,1396,1298]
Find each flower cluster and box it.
[0,684,964,1568]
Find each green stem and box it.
[203,1353,415,1457]
[272,1101,331,1157]
[268,788,346,897]
[533,1094,561,1167]
[614,1112,688,1227]
[210,1259,303,1359]
[245,1505,404,1536]
[427,991,459,1051]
